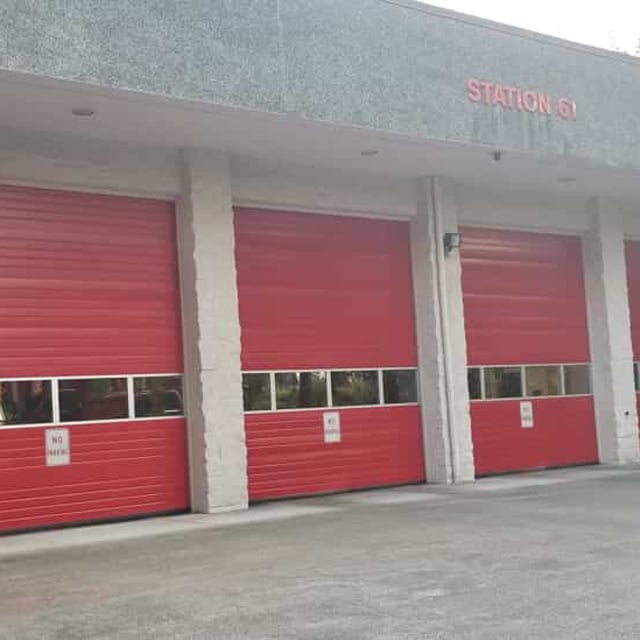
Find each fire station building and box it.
[1,0,640,532]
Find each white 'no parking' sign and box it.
[45,428,70,466]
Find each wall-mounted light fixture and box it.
[443,232,462,255]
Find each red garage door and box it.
[235,208,425,500]
[0,185,189,533]
[461,227,598,475]
[624,241,640,423]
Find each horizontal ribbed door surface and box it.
[0,187,182,377]
[236,208,417,370]
[625,241,640,361]
[235,208,424,500]
[624,240,640,431]
[461,227,598,475]
[0,185,188,532]
[462,228,590,366]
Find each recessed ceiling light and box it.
[71,107,95,117]
[360,149,378,157]
[557,176,576,183]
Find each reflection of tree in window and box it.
[0,382,17,424]
[525,366,561,397]
[242,374,270,411]
[467,369,482,400]
[23,380,52,424]
[59,378,128,422]
[0,380,53,426]
[276,373,298,408]
[299,372,313,407]
[499,370,521,397]
[484,368,522,399]
[332,371,379,406]
[564,365,591,395]
[275,372,326,409]
[134,376,184,417]
[383,370,418,404]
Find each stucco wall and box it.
[0,130,180,197]
[1,1,640,170]
[457,186,590,233]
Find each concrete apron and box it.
[2,464,639,561]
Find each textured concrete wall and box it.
[411,177,475,483]
[457,186,590,234]
[583,200,640,464]
[177,149,248,512]
[1,1,639,169]
[0,129,596,235]
[0,130,180,197]
[0,0,283,111]
[231,158,414,218]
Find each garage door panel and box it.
[235,208,417,371]
[0,184,188,532]
[0,353,183,378]
[462,227,597,475]
[462,228,590,366]
[625,241,640,440]
[625,241,640,361]
[236,207,423,500]
[247,406,425,499]
[0,185,182,379]
[1,484,186,517]
[0,419,188,532]
[471,397,598,475]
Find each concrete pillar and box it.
[176,149,248,513]
[410,177,475,483]
[583,199,640,464]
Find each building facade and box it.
[1,0,640,532]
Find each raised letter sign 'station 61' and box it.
[466,78,577,120]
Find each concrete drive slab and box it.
[1,464,638,561]
[0,503,342,561]
[2,465,640,639]
[461,463,640,491]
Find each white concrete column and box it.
[583,199,640,464]
[410,177,475,483]
[176,149,248,513]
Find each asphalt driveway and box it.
[1,466,640,639]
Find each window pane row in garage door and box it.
[242,368,418,412]
[467,364,591,400]
[0,374,183,427]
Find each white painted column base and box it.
[411,177,475,483]
[583,199,640,464]
[177,149,248,513]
